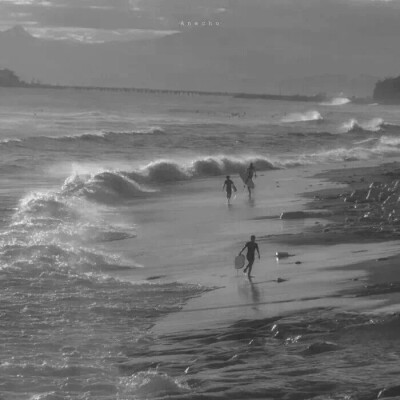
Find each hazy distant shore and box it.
[0,80,324,100]
[0,82,376,104]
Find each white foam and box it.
[281,110,323,123]
[379,136,400,146]
[0,138,22,144]
[341,118,384,133]
[119,370,190,398]
[321,97,351,106]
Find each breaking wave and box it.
[11,191,137,246]
[49,127,165,141]
[57,138,400,204]
[60,155,276,203]
[281,110,323,123]
[0,127,165,146]
[61,171,157,204]
[341,118,400,134]
[279,137,400,165]
[379,136,400,147]
[0,186,207,399]
[342,117,384,133]
[0,138,22,145]
[135,156,275,182]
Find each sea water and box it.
[1,87,400,399]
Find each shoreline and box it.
[305,161,400,314]
[154,159,400,335]
[269,160,400,315]
[266,161,400,246]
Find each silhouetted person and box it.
[222,175,237,204]
[244,163,257,198]
[239,235,260,278]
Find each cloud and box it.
[352,0,394,2]
[26,26,178,42]
[2,0,400,42]
[0,0,63,5]
[0,0,164,31]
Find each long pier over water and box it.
[1,81,329,102]
[15,83,235,97]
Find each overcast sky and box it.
[1,0,400,42]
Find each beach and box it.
[2,88,400,399]
[142,161,400,400]
[153,161,400,333]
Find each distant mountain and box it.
[0,25,392,95]
[2,25,36,41]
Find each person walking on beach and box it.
[222,175,237,204]
[244,163,257,199]
[239,235,260,278]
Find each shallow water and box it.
[1,88,400,399]
[146,310,400,400]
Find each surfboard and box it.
[239,171,255,189]
[235,254,246,269]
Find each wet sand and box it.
[154,160,400,335]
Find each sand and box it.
[153,160,400,335]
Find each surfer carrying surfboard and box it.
[239,235,260,278]
[244,163,257,199]
[222,175,237,204]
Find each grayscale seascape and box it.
[2,2,400,399]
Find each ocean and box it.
[1,87,400,399]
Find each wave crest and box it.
[379,136,400,147]
[55,127,165,141]
[132,156,275,183]
[62,171,156,203]
[0,138,22,145]
[141,161,190,182]
[342,118,384,133]
[60,156,276,204]
[321,97,351,106]
[193,157,274,177]
[15,192,80,222]
[11,190,137,244]
[0,127,165,147]
[281,110,323,123]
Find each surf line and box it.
[178,294,340,313]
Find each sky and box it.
[1,0,400,42]
[1,0,400,94]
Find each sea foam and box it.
[341,118,384,133]
[0,127,165,147]
[320,97,351,106]
[281,110,323,123]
